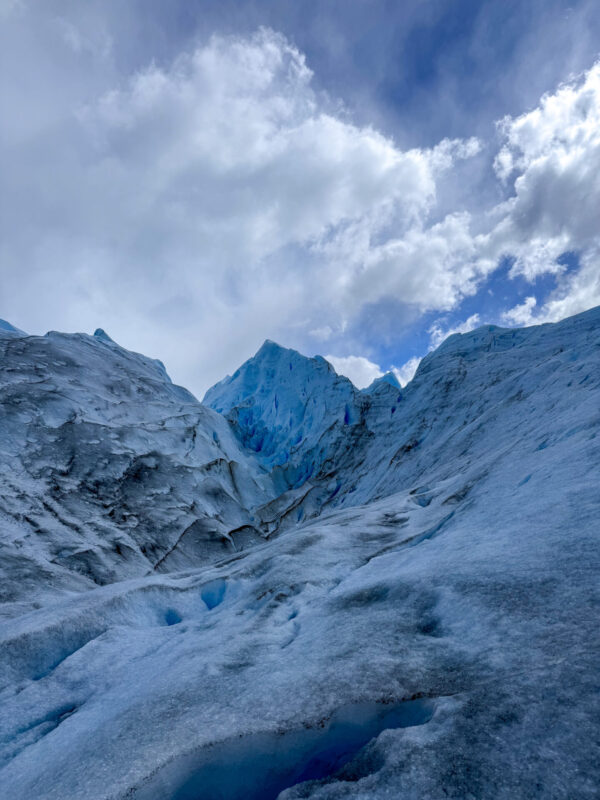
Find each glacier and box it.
[0,308,599,799]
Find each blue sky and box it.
[1,1,600,391]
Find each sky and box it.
[1,0,600,394]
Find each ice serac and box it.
[0,308,599,800]
[203,340,367,488]
[362,371,401,393]
[92,327,114,343]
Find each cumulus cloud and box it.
[486,61,600,317]
[1,25,486,392]
[325,354,383,389]
[487,61,600,326]
[320,210,493,317]
[428,313,481,349]
[2,10,600,394]
[532,247,600,323]
[80,28,440,260]
[501,296,537,326]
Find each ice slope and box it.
[344,307,600,506]
[0,412,597,798]
[0,309,598,799]
[207,309,600,531]
[0,319,27,337]
[0,327,275,613]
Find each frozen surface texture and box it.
[203,341,369,484]
[0,328,275,611]
[0,309,599,799]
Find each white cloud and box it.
[494,62,600,187]
[392,356,421,387]
[324,210,495,316]
[531,247,600,323]
[483,61,600,326]
[501,296,537,326]
[488,61,600,286]
[2,12,600,395]
[77,28,466,268]
[325,354,383,389]
[1,26,485,393]
[508,236,569,281]
[428,313,481,350]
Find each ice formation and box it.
[0,308,598,799]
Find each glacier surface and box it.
[0,309,599,799]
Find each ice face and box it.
[203,341,363,479]
[92,328,114,343]
[362,371,401,393]
[0,328,278,607]
[0,318,27,337]
[0,307,599,799]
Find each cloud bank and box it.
[491,62,600,324]
[1,13,599,393]
[332,61,600,383]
